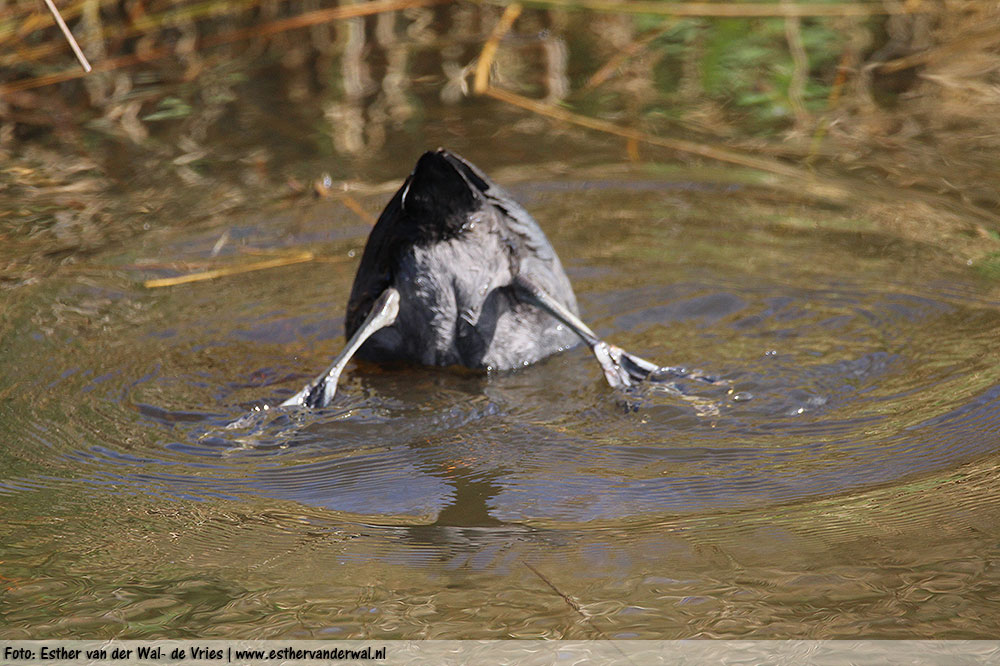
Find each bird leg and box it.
[512,276,660,389]
[281,287,400,408]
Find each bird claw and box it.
[592,342,660,389]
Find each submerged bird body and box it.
[282,149,659,409]
[345,149,580,370]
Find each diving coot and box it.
[283,149,660,408]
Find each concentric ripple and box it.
[4,179,1000,638]
[6,262,999,528]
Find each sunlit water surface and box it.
[3,137,1000,639]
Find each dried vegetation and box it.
[1,0,999,284]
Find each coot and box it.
[283,149,659,408]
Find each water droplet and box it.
[649,368,674,382]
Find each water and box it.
[4,4,1000,630]
[4,138,1000,639]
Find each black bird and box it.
[283,149,659,408]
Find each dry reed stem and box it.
[520,561,637,664]
[626,135,640,161]
[196,0,450,43]
[783,1,809,130]
[339,194,378,226]
[521,562,610,640]
[143,250,314,288]
[807,46,855,162]
[474,2,522,94]
[478,0,926,17]
[40,0,91,72]
[0,0,116,35]
[481,85,850,200]
[580,21,674,93]
[878,26,1000,73]
[4,0,268,65]
[1,0,450,94]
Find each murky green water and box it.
[4,127,1000,638]
[4,8,1000,636]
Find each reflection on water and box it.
[3,164,1000,638]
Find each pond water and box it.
[4,88,1000,639]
